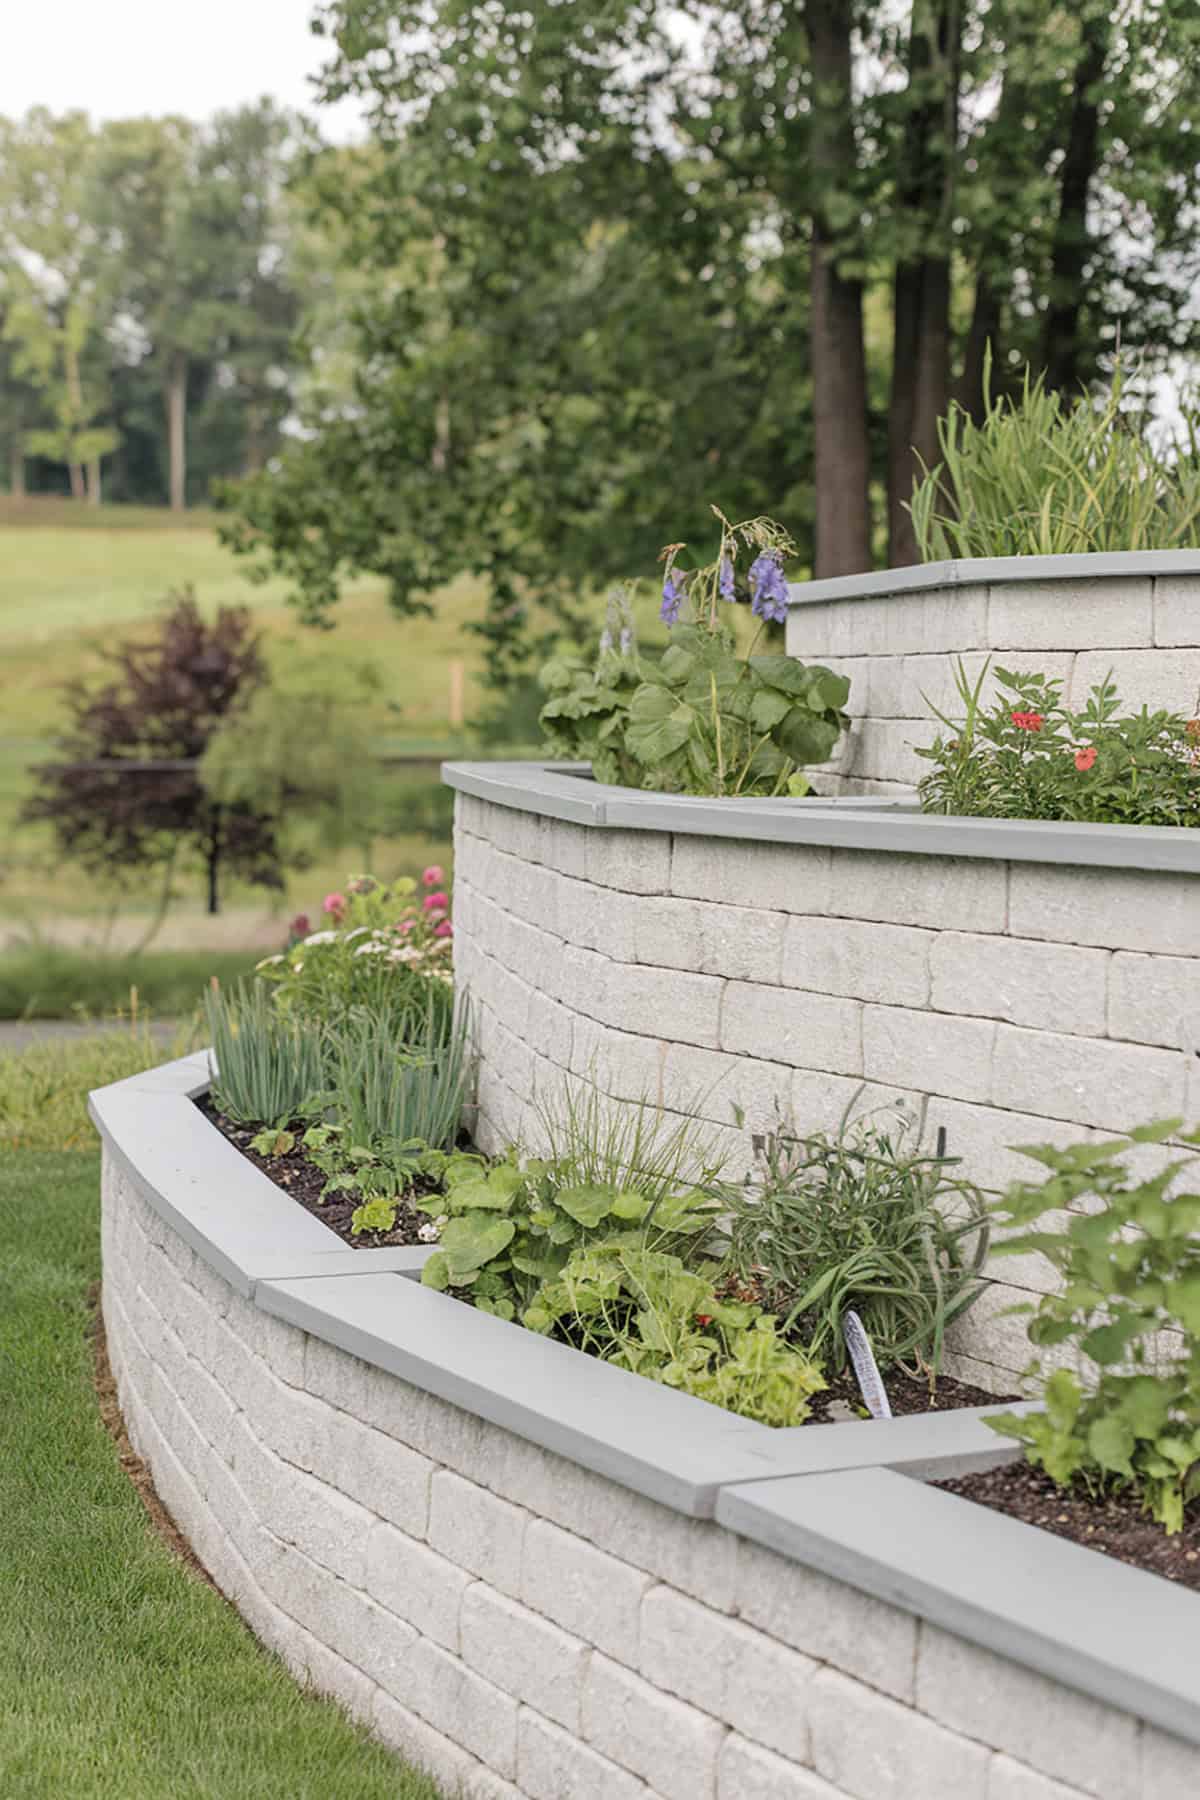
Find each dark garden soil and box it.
[808,1366,1014,1424]
[936,1459,1200,1590]
[197,1097,431,1249]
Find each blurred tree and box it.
[23,593,281,915]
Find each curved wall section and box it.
[99,1108,1198,1800]
[785,551,1200,795]
[448,773,1200,1393]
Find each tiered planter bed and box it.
[94,1055,1199,1799]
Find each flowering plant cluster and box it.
[539,507,850,798]
[256,867,454,1026]
[917,661,1200,827]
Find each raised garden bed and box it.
[91,1052,1200,1797]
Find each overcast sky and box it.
[0,0,365,137]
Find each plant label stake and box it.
[843,1310,892,1419]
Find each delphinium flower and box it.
[748,550,789,625]
[660,572,684,625]
[718,555,736,602]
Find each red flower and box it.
[694,1312,713,1328]
[1074,745,1097,772]
[1011,711,1044,732]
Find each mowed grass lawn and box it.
[0,1031,442,1798]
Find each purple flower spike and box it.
[660,573,684,625]
[718,555,735,601]
[749,550,789,625]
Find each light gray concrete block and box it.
[372,1690,479,1794]
[916,1625,1140,1800]
[365,1520,470,1652]
[986,1754,1098,1800]
[428,1470,528,1599]
[930,933,1109,1038]
[784,914,932,1008]
[830,848,1007,932]
[633,895,786,986]
[719,1735,846,1800]
[670,835,833,915]
[736,1538,919,1704]
[601,961,725,1049]
[520,1518,651,1667]
[1139,1724,1200,1800]
[987,578,1152,650]
[639,1584,816,1762]
[1153,576,1200,649]
[811,1666,990,1800]
[586,828,672,894]
[722,982,862,1075]
[462,1583,588,1732]
[517,1707,651,1800]
[1008,865,1200,957]
[862,1003,995,1104]
[991,1023,1187,1130]
[582,1653,725,1800]
[403,1636,520,1778]
[1107,951,1200,1052]
[1071,647,1200,717]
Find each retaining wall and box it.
[785,552,1200,795]
[99,1108,1199,1800]
[447,772,1200,1393]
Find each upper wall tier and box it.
[785,550,1200,794]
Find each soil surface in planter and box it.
[808,1367,1012,1424]
[197,1099,431,1249]
[936,1460,1200,1590]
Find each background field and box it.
[0,499,692,985]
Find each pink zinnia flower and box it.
[433,918,453,938]
[289,913,310,938]
[423,891,449,913]
[422,865,445,887]
[1074,745,1097,772]
[396,918,416,934]
[323,891,347,920]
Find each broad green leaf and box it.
[748,688,792,733]
[1087,1413,1135,1475]
[555,1183,617,1227]
[439,1214,516,1278]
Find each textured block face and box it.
[582,1654,725,1800]
[1154,575,1200,648]
[810,1667,990,1800]
[987,577,1153,650]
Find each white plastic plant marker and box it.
[843,1309,892,1419]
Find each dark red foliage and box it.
[23,588,282,912]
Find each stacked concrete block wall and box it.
[786,564,1200,795]
[452,793,1200,1393]
[101,1156,1196,1800]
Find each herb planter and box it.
[785,548,1200,797]
[94,1056,1200,1797]
[443,760,1200,1396]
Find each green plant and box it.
[522,1241,825,1426]
[203,979,325,1125]
[0,946,259,1021]
[909,355,1200,559]
[538,511,850,797]
[0,1025,186,1152]
[315,999,473,1149]
[985,1124,1200,1534]
[255,871,455,1032]
[718,1100,989,1377]
[917,660,1200,828]
[418,1148,718,1320]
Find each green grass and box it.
[0,1027,182,1150]
[0,1036,441,1796]
[0,947,261,1020]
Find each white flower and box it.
[302,929,340,947]
[254,953,285,969]
[353,940,389,957]
[418,1221,442,1243]
[387,945,420,965]
[345,926,372,941]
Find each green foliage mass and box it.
[910,361,1200,560]
[540,625,848,797]
[918,662,1200,827]
[987,1125,1200,1535]
[718,1104,989,1377]
[524,1242,826,1428]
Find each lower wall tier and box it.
[450,791,1200,1393]
[102,1152,1196,1800]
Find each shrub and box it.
[986,1124,1200,1534]
[538,510,849,797]
[909,357,1200,559]
[204,980,326,1125]
[0,1027,183,1152]
[917,661,1200,827]
[523,1241,826,1427]
[717,1101,989,1377]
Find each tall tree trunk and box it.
[887,0,961,567]
[10,438,26,498]
[166,349,188,511]
[68,462,86,501]
[804,0,872,578]
[1041,12,1108,393]
[206,809,222,916]
[954,271,1001,422]
[86,457,102,505]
